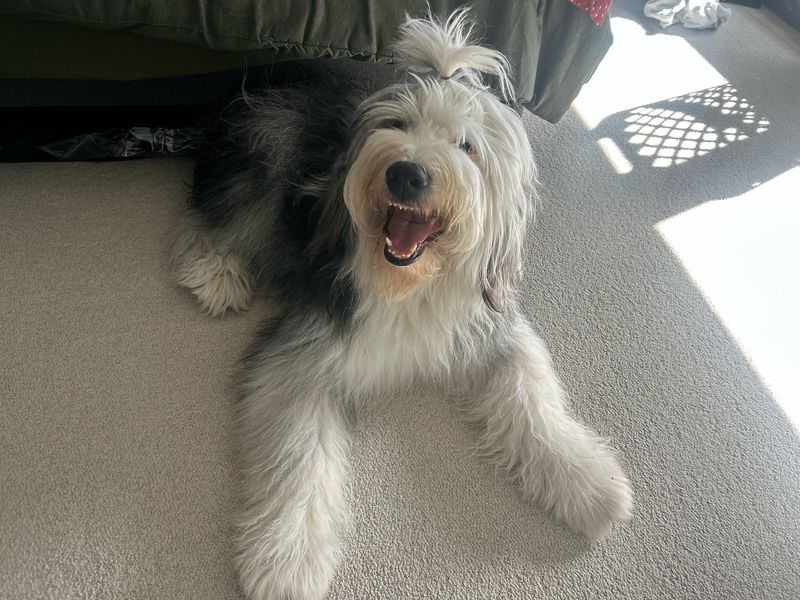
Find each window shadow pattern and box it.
[619,83,770,169]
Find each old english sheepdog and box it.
[171,10,632,600]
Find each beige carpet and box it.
[2,4,799,599]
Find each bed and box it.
[0,0,612,122]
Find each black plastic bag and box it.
[38,126,200,160]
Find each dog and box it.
[171,10,632,600]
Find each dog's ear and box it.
[482,220,525,312]
[306,159,351,259]
[482,276,505,313]
[480,97,538,313]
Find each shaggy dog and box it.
[171,10,632,600]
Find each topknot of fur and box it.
[393,8,515,102]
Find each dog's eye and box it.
[384,119,406,130]
[459,140,473,154]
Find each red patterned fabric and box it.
[568,0,613,26]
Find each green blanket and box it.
[0,0,611,122]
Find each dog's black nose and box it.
[385,161,430,202]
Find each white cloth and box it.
[644,0,732,29]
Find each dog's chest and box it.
[343,298,459,392]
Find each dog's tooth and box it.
[386,237,392,247]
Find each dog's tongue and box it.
[386,211,441,256]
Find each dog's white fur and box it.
[173,10,632,600]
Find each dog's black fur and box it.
[190,74,364,324]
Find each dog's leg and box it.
[235,324,351,600]
[170,211,253,316]
[463,318,632,538]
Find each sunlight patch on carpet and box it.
[572,16,727,130]
[656,166,800,430]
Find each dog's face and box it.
[343,76,535,306]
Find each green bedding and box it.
[0,0,612,122]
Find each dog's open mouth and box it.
[382,203,444,266]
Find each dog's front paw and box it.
[182,251,252,317]
[235,530,337,600]
[550,450,633,539]
[170,214,253,316]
